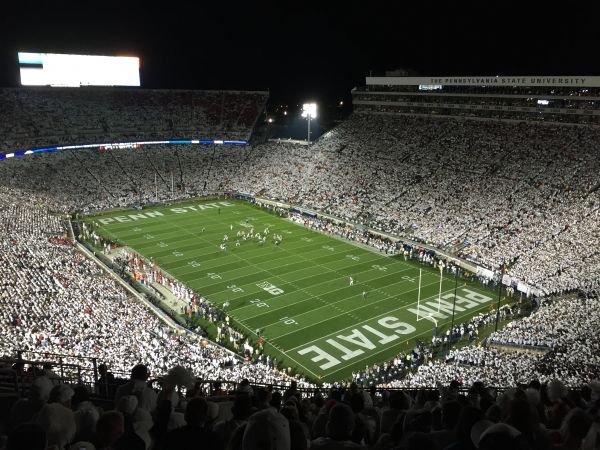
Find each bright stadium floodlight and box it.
[301,103,317,144]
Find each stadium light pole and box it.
[302,103,317,144]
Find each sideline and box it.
[71,223,241,360]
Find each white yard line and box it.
[164,243,380,280]
[245,272,441,325]
[213,302,322,379]
[283,285,463,352]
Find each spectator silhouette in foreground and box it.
[163,397,224,450]
[312,402,366,449]
[6,423,47,450]
[114,364,157,413]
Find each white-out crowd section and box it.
[0,193,303,388]
[0,107,599,389]
[382,295,600,388]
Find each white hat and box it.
[32,376,54,402]
[470,419,494,448]
[117,395,139,416]
[206,401,219,421]
[37,403,76,448]
[478,423,521,443]
[242,409,290,450]
[69,442,96,450]
[54,384,75,403]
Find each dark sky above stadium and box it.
[2,2,600,105]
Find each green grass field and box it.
[87,199,501,383]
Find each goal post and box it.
[415,267,444,321]
[437,265,443,313]
[416,269,423,321]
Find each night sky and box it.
[2,2,600,107]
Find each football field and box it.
[87,199,500,383]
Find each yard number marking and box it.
[227,284,244,293]
[257,281,284,295]
[250,299,269,308]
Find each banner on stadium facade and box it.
[476,267,495,280]
[366,76,600,87]
[0,139,248,161]
[516,281,530,294]
[254,197,289,209]
[235,192,256,202]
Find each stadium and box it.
[1,7,600,450]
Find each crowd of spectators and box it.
[233,114,600,296]
[0,98,598,403]
[0,88,268,152]
[3,112,598,299]
[1,365,599,450]
[0,189,309,392]
[380,293,600,390]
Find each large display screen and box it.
[18,52,140,87]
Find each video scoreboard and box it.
[18,52,140,87]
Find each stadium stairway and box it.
[142,150,169,189]
[70,150,116,200]
[106,149,140,194]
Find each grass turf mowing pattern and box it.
[88,199,501,383]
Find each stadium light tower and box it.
[301,103,317,144]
